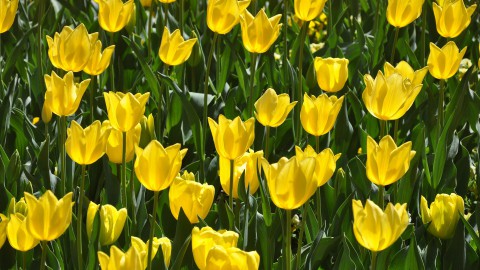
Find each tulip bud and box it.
[187,31,202,67]
[41,103,52,124]
[87,202,128,246]
[240,9,282,54]
[0,0,19,33]
[421,193,466,239]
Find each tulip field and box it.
[2,0,480,269]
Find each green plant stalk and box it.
[328,0,333,35]
[282,0,289,93]
[164,4,169,29]
[391,27,399,63]
[37,0,45,83]
[180,0,184,34]
[295,23,308,144]
[380,119,386,138]
[438,80,445,129]
[295,205,308,270]
[90,75,96,123]
[229,159,235,230]
[60,116,67,195]
[130,160,137,232]
[420,2,427,66]
[122,132,128,212]
[147,1,154,59]
[40,241,47,270]
[393,119,398,142]
[249,53,258,117]
[373,0,381,37]
[23,251,26,270]
[371,251,377,270]
[77,165,86,270]
[147,191,159,270]
[265,126,270,160]
[285,209,292,270]
[315,136,322,227]
[164,64,171,138]
[378,185,384,210]
[109,32,115,91]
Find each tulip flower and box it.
[362,71,422,120]
[44,71,90,117]
[205,245,260,270]
[262,156,316,210]
[0,0,18,33]
[254,88,297,127]
[140,0,152,6]
[386,0,425,28]
[352,199,409,252]
[83,41,115,76]
[66,121,111,165]
[104,91,150,132]
[207,0,251,35]
[134,140,187,191]
[240,9,282,54]
[433,0,476,38]
[314,57,349,92]
[295,145,341,187]
[169,171,215,223]
[159,0,176,2]
[366,136,415,186]
[46,24,98,72]
[219,150,263,198]
[6,213,40,251]
[208,115,255,161]
[24,191,74,241]
[427,42,466,80]
[131,236,172,267]
[192,226,239,270]
[421,193,466,239]
[159,27,197,66]
[41,103,52,124]
[8,197,27,217]
[0,214,7,249]
[300,93,344,136]
[95,0,135,33]
[103,121,141,164]
[294,0,327,22]
[87,202,128,246]
[98,245,144,270]
[384,61,428,89]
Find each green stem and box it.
[164,65,171,138]
[229,159,235,230]
[180,0,184,34]
[164,4,169,29]
[393,120,398,142]
[295,23,308,144]
[315,190,322,228]
[147,1,154,59]
[40,241,47,270]
[371,251,377,270]
[378,185,384,210]
[327,0,333,36]
[121,132,128,211]
[60,116,67,195]
[285,209,292,270]
[390,27,399,63]
[147,191,159,270]
[379,119,386,139]
[37,0,45,84]
[130,160,137,232]
[420,2,427,66]
[77,165,86,270]
[109,32,115,91]
[265,126,270,160]
[90,76,96,123]
[373,0,381,38]
[294,206,308,270]
[315,136,320,153]
[438,80,445,129]
[249,53,258,117]
[283,0,289,93]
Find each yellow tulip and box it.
[95,0,135,33]
[0,214,7,249]
[98,245,144,270]
[433,0,476,38]
[25,191,74,241]
[66,120,111,165]
[295,145,340,187]
[219,150,263,198]
[8,197,27,216]
[104,91,150,132]
[352,199,409,252]
[207,0,251,34]
[205,245,260,270]
[134,140,187,191]
[83,41,115,76]
[427,42,466,80]
[6,213,40,251]
[208,115,255,160]
[314,57,349,92]
[169,171,215,223]
[131,236,172,267]
[262,156,316,210]
[46,24,98,72]
[159,27,197,66]
[41,103,52,124]
[384,61,428,89]
[300,93,344,136]
[159,0,176,3]
[240,9,282,54]
[362,71,422,120]
[294,0,327,22]
[192,226,239,270]
[103,121,141,164]
[86,202,127,246]
[421,193,465,239]
[44,71,90,117]
[386,0,425,28]
[366,135,415,186]
[254,88,297,127]
[140,0,152,6]
[0,0,18,33]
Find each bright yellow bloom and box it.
[352,199,409,252]
[384,61,428,89]
[240,9,282,53]
[134,140,187,191]
[300,93,344,136]
[208,115,255,160]
[421,193,465,239]
[95,0,135,33]
[41,103,52,124]
[362,71,422,120]
[433,0,476,38]
[262,156,316,210]
[159,27,197,66]
[386,0,425,28]
[294,0,327,22]
[87,202,127,246]
[0,0,18,33]
[219,150,263,198]
[103,121,141,164]
[192,226,239,270]
[0,214,7,249]
[98,245,144,270]
[139,0,152,7]
[66,121,111,165]
[104,91,150,132]
[83,41,115,76]
[46,24,98,72]
[366,135,415,186]
[25,191,74,241]
[158,0,176,3]
[205,245,260,270]
[6,213,39,251]
[44,71,90,117]
[314,57,349,92]
[131,236,172,267]
[254,88,297,127]
[427,42,466,80]
[295,145,340,187]
[207,0,250,34]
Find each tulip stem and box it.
[328,0,333,36]
[295,205,308,270]
[282,0,289,93]
[371,251,377,270]
[164,4,169,29]
[60,115,67,195]
[77,165,86,270]
[130,160,137,232]
[90,75,96,123]
[249,53,258,117]
[295,23,308,145]
[121,132,128,213]
[285,209,292,270]
[378,185,385,210]
[391,27,399,63]
[315,136,320,153]
[37,0,45,84]
[265,126,270,160]
[147,1,154,59]
[109,32,115,91]
[438,80,445,129]
[40,241,47,270]
[229,159,235,229]
[379,120,386,138]
[147,191,159,270]
[393,119,398,142]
